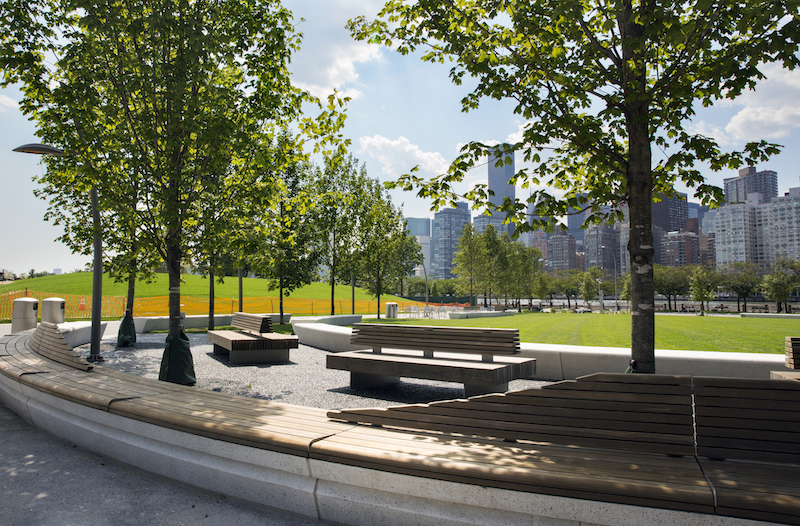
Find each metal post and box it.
[88,187,104,362]
[14,143,103,360]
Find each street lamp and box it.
[600,245,619,311]
[14,143,104,362]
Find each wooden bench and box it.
[328,373,800,525]
[328,373,696,456]
[693,376,800,525]
[326,323,535,397]
[207,312,298,365]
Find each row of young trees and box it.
[2,1,419,383]
[451,224,544,307]
[657,259,800,313]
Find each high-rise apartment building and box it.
[724,166,778,204]
[661,231,701,267]
[714,195,761,266]
[488,147,516,236]
[431,202,471,279]
[547,233,577,272]
[756,186,800,269]
[584,223,620,274]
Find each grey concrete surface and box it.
[0,399,324,526]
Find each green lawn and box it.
[0,272,407,302]
[378,312,795,354]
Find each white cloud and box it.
[287,0,384,100]
[0,94,17,112]
[358,135,449,178]
[719,64,800,141]
[506,121,532,144]
[685,120,731,147]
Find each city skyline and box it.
[3,0,800,274]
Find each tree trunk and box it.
[126,273,136,315]
[376,271,382,319]
[279,275,284,322]
[167,238,182,338]
[621,1,655,373]
[238,266,243,313]
[209,269,215,331]
[350,271,355,314]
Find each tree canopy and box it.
[350,0,800,372]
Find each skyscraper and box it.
[432,202,471,279]
[723,166,778,204]
[487,147,516,236]
[405,217,431,237]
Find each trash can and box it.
[42,297,66,324]
[11,297,38,333]
[385,302,398,319]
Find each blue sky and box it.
[2,0,800,275]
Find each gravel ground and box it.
[75,332,552,410]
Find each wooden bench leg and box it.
[464,382,508,398]
[350,372,400,390]
[213,344,229,356]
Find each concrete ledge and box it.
[448,311,515,320]
[740,312,800,320]
[133,314,233,333]
[291,314,362,327]
[57,321,107,347]
[519,343,785,380]
[292,323,369,353]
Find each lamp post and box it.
[600,245,619,311]
[14,143,104,362]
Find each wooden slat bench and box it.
[328,373,696,456]
[207,312,298,365]
[693,376,800,525]
[327,323,535,396]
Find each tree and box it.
[512,245,543,310]
[555,269,582,309]
[4,1,345,382]
[689,266,718,315]
[314,156,367,315]
[356,179,417,318]
[721,262,761,312]
[761,258,799,313]
[254,140,321,323]
[581,268,603,307]
[477,225,502,307]
[452,223,483,306]
[533,272,557,309]
[653,265,690,311]
[353,1,800,372]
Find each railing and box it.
[0,290,126,321]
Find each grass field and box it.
[0,272,408,302]
[379,312,794,354]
